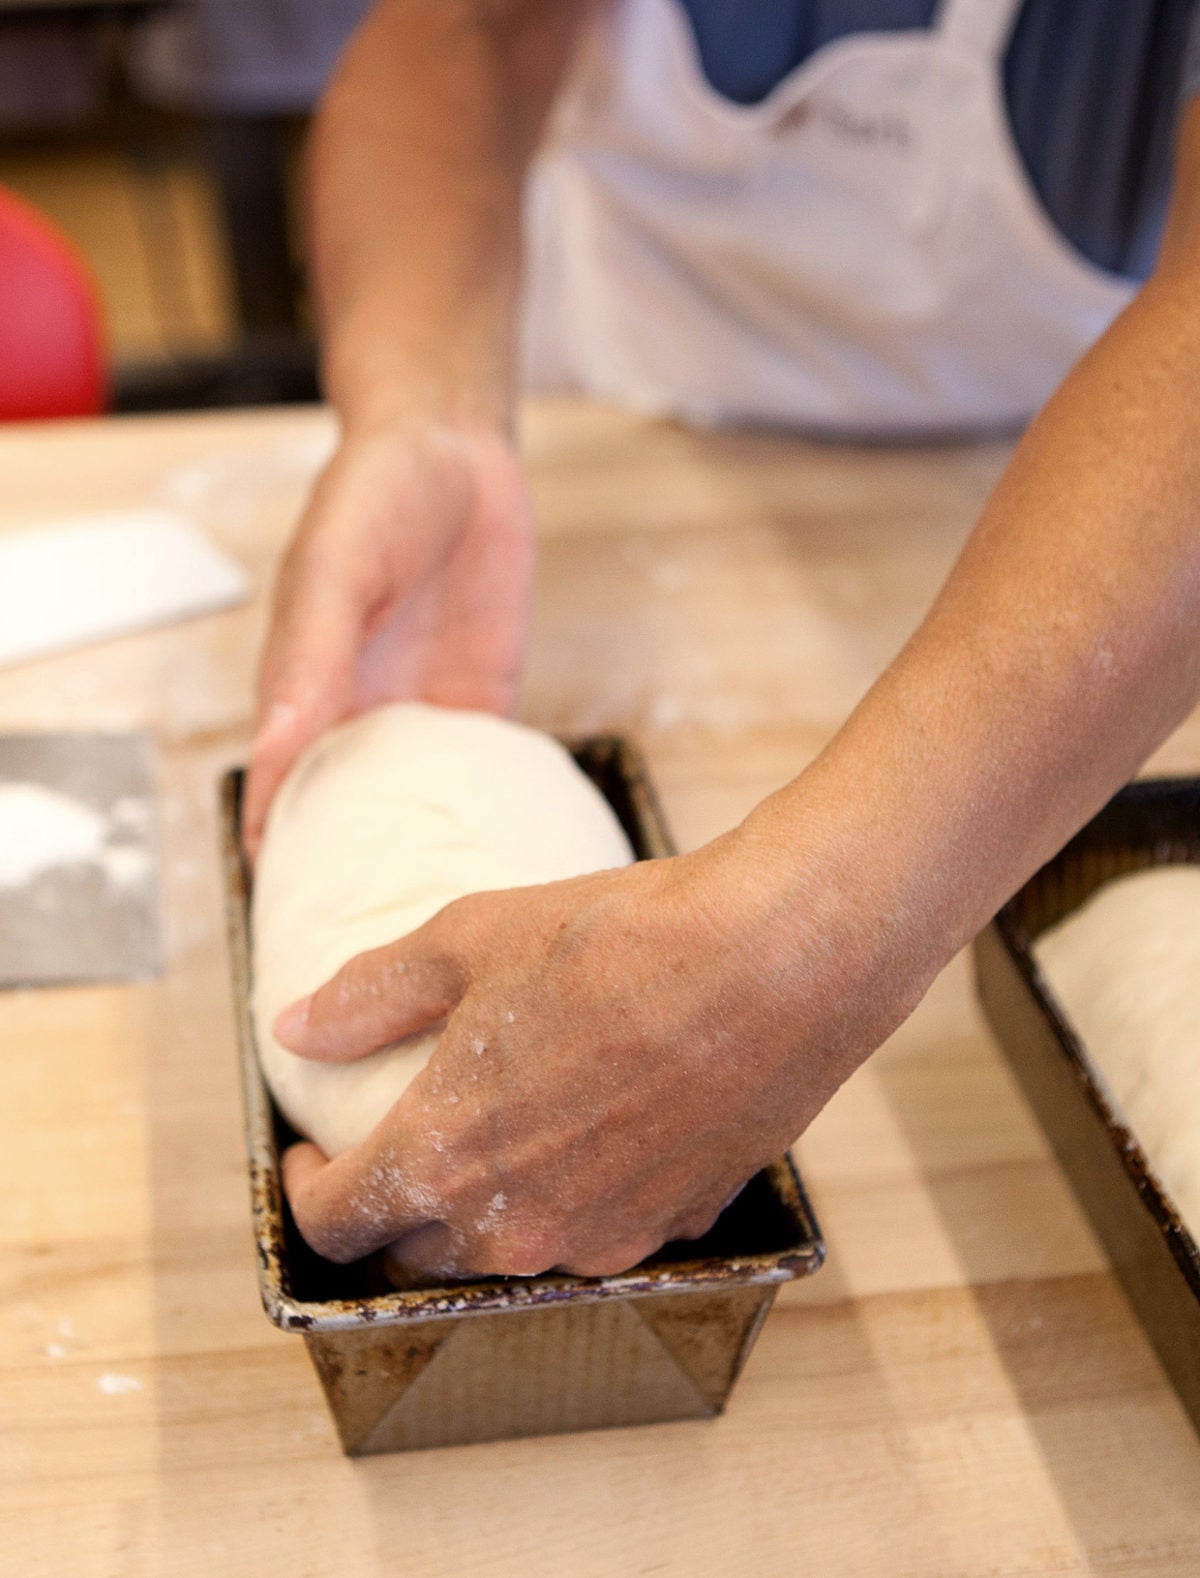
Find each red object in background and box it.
[0,185,107,420]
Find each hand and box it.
[242,421,535,859]
[272,826,919,1280]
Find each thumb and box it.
[242,559,362,862]
[273,923,470,1063]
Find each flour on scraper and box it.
[1035,864,1200,1239]
[252,704,634,1159]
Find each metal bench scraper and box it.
[0,733,164,988]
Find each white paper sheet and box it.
[0,510,250,669]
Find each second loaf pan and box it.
[974,777,1200,1439]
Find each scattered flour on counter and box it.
[97,1373,141,1396]
[0,785,108,888]
[0,783,153,891]
[110,796,151,833]
[156,428,337,513]
[101,843,153,890]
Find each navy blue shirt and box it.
[678,0,1200,278]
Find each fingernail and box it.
[274,994,313,1048]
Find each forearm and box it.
[744,255,1200,1005]
[308,0,590,435]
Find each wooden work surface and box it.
[3,401,1200,1576]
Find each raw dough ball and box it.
[1035,864,1200,1237]
[252,704,634,1158]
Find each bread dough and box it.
[252,704,634,1158]
[1034,864,1200,1238]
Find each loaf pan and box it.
[221,736,824,1455]
[974,776,1200,1437]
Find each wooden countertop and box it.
[2,401,1199,1576]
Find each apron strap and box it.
[936,0,1024,60]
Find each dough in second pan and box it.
[1035,864,1200,1238]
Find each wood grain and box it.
[2,401,1199,1576]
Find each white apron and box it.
[521,0,1137,435]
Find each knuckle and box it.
[677,1211,722,1242]
[490,1230,561,1279]
[316,949,389,1023]
[432,893,479,940]
[389,1222,463,1281]
[564,1242,653,1279]
[672,1189,735,1243]
[562,1259,615,1279]
[416,904,456,957]
[335,952,377,1005]
[411,1150,462,1211]
[289,1169,386,1266]
[419,901,481,978]
[293,1206,359,1265]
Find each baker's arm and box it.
[774,95,1200,971]
[243,0,594,855]
[273,103,1200,1280]
[311,0,588,436]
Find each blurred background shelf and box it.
[0,0,353,410]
